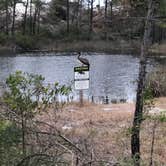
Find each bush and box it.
[146,67,166,97]
[0,71,72,165]
[0,33,8,45]
[50,24,92,41]
[15,34,38,50]
[38,27,54,39]
[0,120,21,165]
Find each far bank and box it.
[0,39,166,57]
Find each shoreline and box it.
[0,40,166,57]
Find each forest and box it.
[0,0,165,52]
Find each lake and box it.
[0,53,164,103]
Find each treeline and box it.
[0,0,166,49]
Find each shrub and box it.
[38,27,54,39]
[146,67,166,97]
[0,120,21,165]
[1,71,71,165]
[3,71,71,119]
[50,24,92,41]
[15,34,38,50]
[0,33,8,45]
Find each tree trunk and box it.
[89,0,94,39]
[104,0,108,22]
[110,0,113,18]
[76,0,80,29]
[78,0,83,29]
[104,0,108,40]
[71,2,77,24]
[37,8,41,34]
[21,112,26,157]
[66,0,70,33]
[131,0,156,165]
[22,0,29,35]
[11,0,16,36]
[29,0,33,34]
[5,0,9,35]
[33,7,38,35]
[76,0,81,38]
[87,0,90,27]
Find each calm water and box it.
[0,53,162,102]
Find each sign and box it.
[74,66,89,90]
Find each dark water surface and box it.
[0,53,163,102]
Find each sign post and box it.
[74,66,89,106]
[79,90,83,106]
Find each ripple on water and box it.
[0,53,161,102]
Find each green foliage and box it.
[38,27,54,39]
[0,120,21,166]
[3,71,71,117]
[0,33,8,45]
[0,120,21,144]
[158,112,166,122]
[48,0,67,22]
[4,71,42,118]
[159,0,166,16]
[118,156,146,166]
[130,0,148,16]
[15,34,38,50]
[0,71,71,165]
[146,67,166,97]
[0,0,12,10]
[147,111,166,122]
[51,24,93,41]
[143,86,154,101]
[125,127,133,137]
[142,80,156,120]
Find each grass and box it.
[0,39,141,55]
[37,100,166,165]
[40,39,140,54]
[150,43,166,55]
[0,97,165,165]
[1,37,166,57]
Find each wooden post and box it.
[79,90,83,107]
[91,96,94,103]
